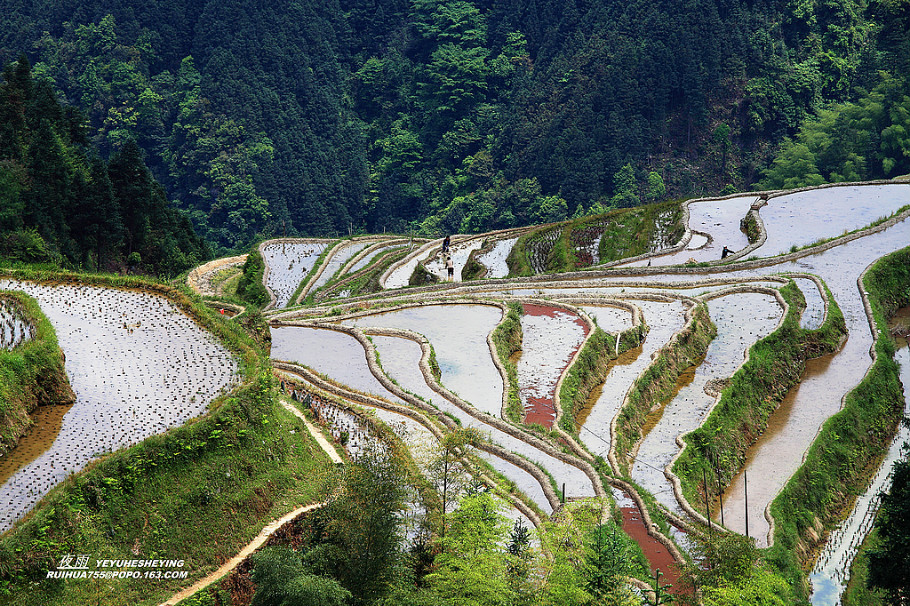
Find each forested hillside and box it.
[0,58,208,275]
[1,0,908,253]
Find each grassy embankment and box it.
[764,247,910,600]
[234,247,270,308]
[0,292,74,456]
[672,281,847,519]
[490,302,524,423]
[505,200,685,276]
[612,303,716,476]
[0,268,337,606]
[460,241,490,281]
[597,200,684,264]
[558,324,647,438]
[740,210,761,244]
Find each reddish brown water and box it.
[519,304,589,428]
[613,489,684,594]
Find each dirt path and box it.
[158,398,341,605]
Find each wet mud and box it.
[612,488,684,594]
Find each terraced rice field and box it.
[5,180,908,603]
[256,181,910,601]
[261,240,329,308]
[0,280,238,532]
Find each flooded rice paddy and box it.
[622,195,756,267]
[793,277,827,330]
[271,326,406,405]
[383,239,443,289]
[631,293,783,515]
[753,184,909,258]
[342,305,505,417]
[365,334,595,501]
[475,237,518,279]
[347,242,407,274]
[517,304,588,428]
[262,241,328,308]
[577,304,633,334]
[308,241,372,293]
[808,312,910,605]
[0,280,238,532]
[247,182,910,590]
[577,300,688,456]
[424,239,485,283]
[0,298,34,350]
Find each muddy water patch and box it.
[631,293,782,515]
[0,403,73,487]
[0,280,238,532]
[518,304,588,428]
[342,305,504,416]
[611,488,683,593]
[262,241,328,308]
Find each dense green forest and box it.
[1,0,908,254]
[0,58,208,275]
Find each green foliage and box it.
[0,58,207,276]
[236,247,270,308]
[762,73,910,188]
[1,0,909,245]
[614,304,717,472]
[250,547,351,606]
[673,280,847,510]
[491,302,523,423]
[425,492,516,606]
[766,246,910,595]
[326,448,409,605]
[558,325,646,436]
